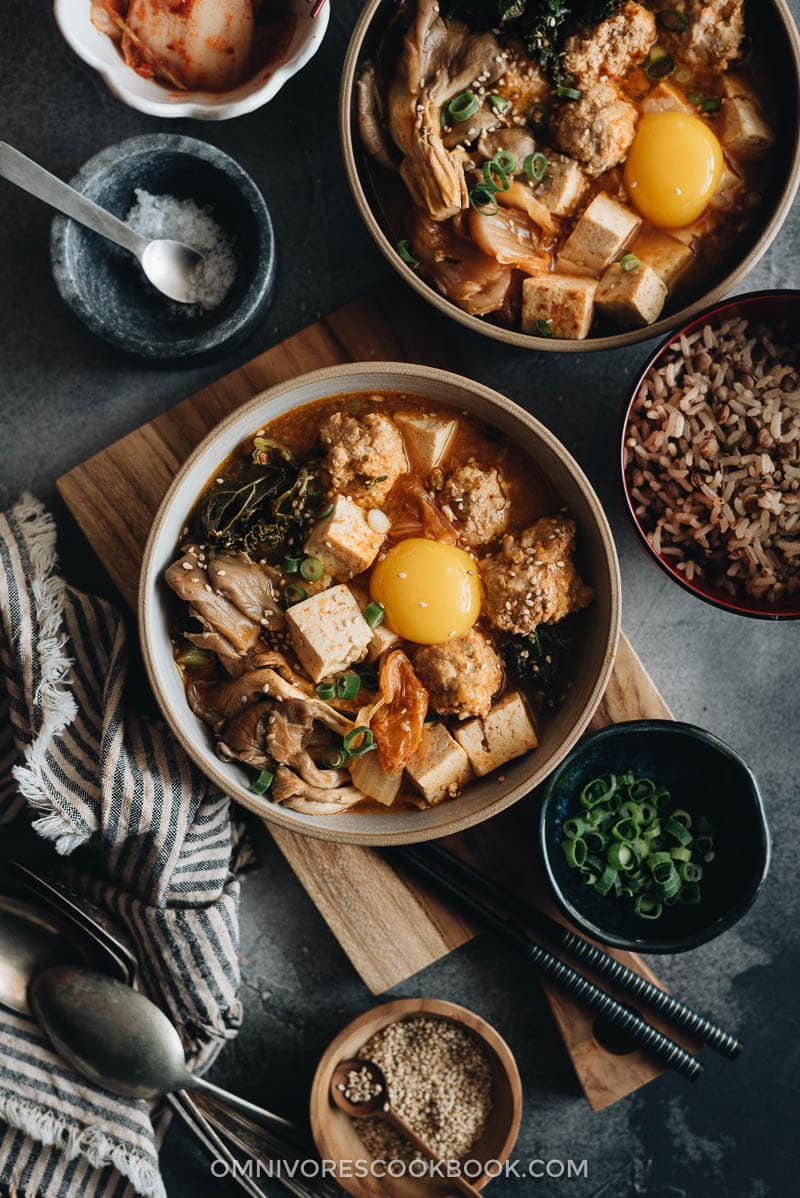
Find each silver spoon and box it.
[0,142,204,303]
[30,966,310,1151]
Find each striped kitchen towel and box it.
[0,495,248,1198]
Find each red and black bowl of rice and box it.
[621,290,800,620]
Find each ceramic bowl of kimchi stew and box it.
[139,363,620,845]
[340,0,800,351]
[54,0,329,121]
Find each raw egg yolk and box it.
[624,111,724,228]
[370,538,482,645]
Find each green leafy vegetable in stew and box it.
[195,439,317,563]
[439,0,624,80]
[502,625,569,709]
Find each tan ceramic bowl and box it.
[339,0,800,353]
[309,998,523,1197]
[139,362,620,844]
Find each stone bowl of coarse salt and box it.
[50,134,276,363]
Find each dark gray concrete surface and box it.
[2,3,798,1195]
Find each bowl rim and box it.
[308,996,523,1194]
[539,718,772,953]
[338,0,800,353]
[138,360,622,845]
[620,287,800,621]
[49,133,277,362]
[52,0,329,121]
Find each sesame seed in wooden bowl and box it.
[310,998,522,1197]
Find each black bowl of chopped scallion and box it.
[539,720,770,953]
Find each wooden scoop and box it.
[330,1057,483,1197]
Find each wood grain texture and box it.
[57,279,691,1111]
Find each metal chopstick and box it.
[398,843,741,1059]
[390,845,704,1081]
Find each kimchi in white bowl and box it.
[54,0,329,120]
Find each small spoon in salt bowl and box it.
[0,142,204,303]
[330,1057,484,1198]
[30,967,311,1151]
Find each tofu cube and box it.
[304,494,384,581]
[406,723,473,806]
[286,585,372,682]
[557,193,641,278]
[720,96,774,160]
[630,228,693,286]
[366,621,401,663]
[535,154,588,216]
[454,691,539,777]
[720,74,755,102]
[522,274,597,341]
[394,411,457,475]
[596,262,668,327]
[641,81,694,115]
[709,164,744,212]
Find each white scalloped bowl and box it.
[53,0,329,120]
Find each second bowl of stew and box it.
[340,0,800,351]
[139,362,620,844]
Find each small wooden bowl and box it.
[310,999,522,1198]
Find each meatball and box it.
[319,410,407,505]
[553,81,638,178]
[440,463,508,547]
[480,516,594,635]
[676,0,744,71]
[563,2,655,80]
[415,628,503,720]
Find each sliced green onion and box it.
[524,151,548,183]
[528,102,550,130]
[535,318,553,339]
[489,94,511,114]
[563,837,587,869]
[493,149,518,176]
[656,9,687,32]
[396,239,419,267]
[316,682,336,701]
[300,555,324,582]
[363,601,385,628]
[469,184,499,215]
[177,647,212,669]
[556,85,582,100]
[670,846,692,863]
[608,842,634,870]
[283,583,308,607]
[594,865,617,896]
[612,817,639,843]
[343,726,376,758]
[563,817,587,840]
[620,253,641,273]
[324,747,350,768]
[687,91,704,106]
[580,775,617,808]
[282,555,300,573]
[249,768,273,795]
[679,882,702,904]
[702,98,721,113]
[315,502,334,520]
[336,671,361,700]
[635,893,663,920]
[665,817,693,847]
[680,862,703,883]
[483,159,511,192]
[447,90,480,123]
[645,51,675,80]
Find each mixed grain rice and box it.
[625,317,800,603]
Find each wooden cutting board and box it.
[58,279,697,1111]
